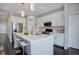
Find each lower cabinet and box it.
[31,36,53,55]
[54,33,64,47]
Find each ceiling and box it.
[0,3,64,19]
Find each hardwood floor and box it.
[54,45,65,55]
[66,48,79,55]
[0,38,79,55]
[54,45,79,55]
[0,36,12,55]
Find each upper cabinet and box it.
[51,11,65,26]
[58,11,65,26]
[37,11,65,26]
[52,13,59,26]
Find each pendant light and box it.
[31,3,35,11]
[21,3,25,17]
[21,10,24,17]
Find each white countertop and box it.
[13,32,54,43]
[13,32,54,55]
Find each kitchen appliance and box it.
[42,29,53,34]
[44,22,51,27]
[45,29,53,32]
[17,23,23,33]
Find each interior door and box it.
[69,14,79,49]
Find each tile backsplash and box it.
[40,26,64,33]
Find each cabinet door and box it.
[48,14,54,26]
[58,11,65,26]
[60,34,64,47]
[60,11,65,26]
[53,34,58,45]
[57,12,61,26]
[53,13,58,26]
[54,33,60,46]
[37,16,48,27]
[31,36,53,55]
[54,33,64,47]
[56,33,64,47]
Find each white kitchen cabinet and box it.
[58,11,65,26]
[69,14,79,49]
[31,36,53,55]
[37,11,65,26]
[54,33,64,47]
[53,11,65,26]
[49,15,54,26]
[37,17,45,27]
[37,15,51,27]
[14,33,54,55]
[54,34,58,45]
[52,13,58,26]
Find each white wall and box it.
[69,14,79,49]
[64,3,79,49]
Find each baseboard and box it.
[54,45,64,49]
[68,47,79,50]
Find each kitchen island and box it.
[13,33,54,55]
